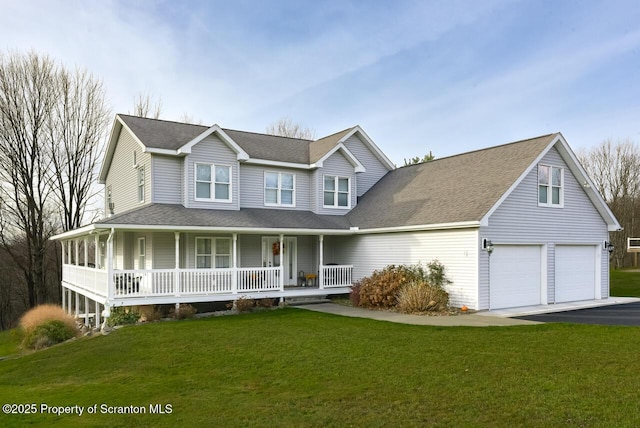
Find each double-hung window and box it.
[138,167,145,202]
[138,237,146,269]
[195,163,231,202]
[323,175,350,208]
[196,237,231,269]
[265,172,295,206]
[538,165,563,207]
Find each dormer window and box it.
[538,165,563,207]
[324,175,350,208]
[264,172,295,207]
[195,163,231,202]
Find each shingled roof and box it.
[99,203,353,231]
[346,134,558,229]
[118,114,336,164]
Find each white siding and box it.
[152,155,182,204]
[343,134,390,197]
[331,229,479,309]
[480,146,610,309]
[104,128,150,214]
[314,151,357,215]
[239,164,311,210]
[153,232,177,269]
[186,134,239,210]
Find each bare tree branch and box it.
[266,117,316,140]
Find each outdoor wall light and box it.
[482,238,494,254]
[604,241,614,254]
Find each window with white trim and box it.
[195,163,231,202]
[538,165,563,206]
[264,172,295,206]
[323,175,350,208]
[138,237,146,269]
[196,237,231,269]
[138,167,145,202]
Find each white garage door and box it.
[490,245,542,309]
[555,246,596,303]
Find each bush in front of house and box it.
[170,304,197,319]
[353,261,451,313]
[19,304,79,350]
[107,306,141,326]
[396,281,449,314]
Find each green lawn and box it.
[1,309,640,427]
[610,269,640,297]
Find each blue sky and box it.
[1,0,638,164]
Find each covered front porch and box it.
[56,227,354,322]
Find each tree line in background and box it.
[578,140,640,268]
[0,49,638,329]
[0,51,109,329]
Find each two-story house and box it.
[53,114,620,327]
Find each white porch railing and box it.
[62,264,353,300]
[321,264,353,288]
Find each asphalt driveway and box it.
[515,302,640,326]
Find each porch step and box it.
[285,296,330,306]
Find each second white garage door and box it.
[490,245,542,309]
[555,245,596,303]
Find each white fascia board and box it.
[50,224,99,240]
[144,147,180,155]
[99,116,148,183]
[314,143,366,172]
[552,135,622,231]
[243,158,313,170]
[177,125,250,160]
[88,223,355,236]
[479,135,561,227]
[343,126,396,170]
[356,221,481,234]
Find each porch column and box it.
[67,288,72,314]
[107,229,114,300]
[95,301,100,329]
[279,234,284,291]
[62,285,66,311]
[232,233,238,294]
[84,236,88,267]
[174,232,181,296]
[319,235,324,289]
[75,239,79,267]
[84,295,90,326]
[67,240,71,264]
[75,291,79,318]
[94,235,100,268]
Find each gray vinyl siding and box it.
[479,146,609,310]
[186,134,239,210]
[152,155,182,204]
[238,235,262,267]
[104,127,151,214]
[314,151,357,215]
[343,134,390,197]
[239,164,311,210]
[330,229,479,308]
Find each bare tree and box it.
[578,139,640,267]
[0,51,111,316]
[179,112,204,125]
[49,68,110,231]
[131,92,162,119]
[266,117,316,140]
[0,51,59,307]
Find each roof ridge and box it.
[398,133,558,169]
[223,127,314,142]
[117,113,208,128]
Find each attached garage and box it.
[554,245,597,303]
[490,245,543,309]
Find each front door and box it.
[262,237,297,286]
